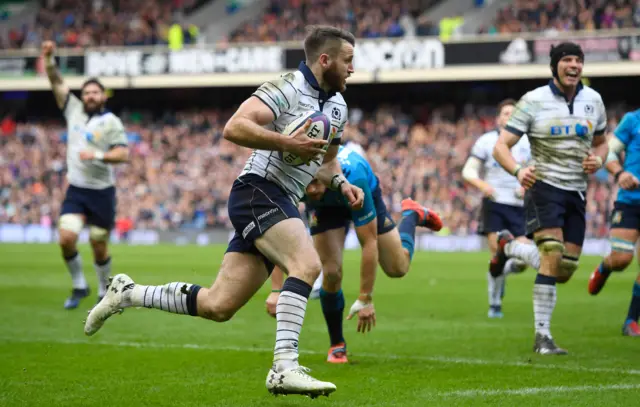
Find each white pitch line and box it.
[438,383,640,398]
[3,336,640,377]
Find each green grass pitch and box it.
[1,243,640,406]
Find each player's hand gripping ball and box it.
[280,111,331,166]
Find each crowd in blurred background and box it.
[481,0,640,35]
[0,103,623,238]
[1,0,200,50]
[3,0,638,50]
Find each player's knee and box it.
[609,238,635,271]
[288,253,322,283]
[59,214,82,247]
[535,236,565,255]
[557,255,579,283]
[322,261,342,284]
[89,226,110,242]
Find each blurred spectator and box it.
[0,103,625,238]
[228,0,412,43]
[481,0,639,35]
[3,0,199,49]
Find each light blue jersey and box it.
[615,110,640,204]
[306,146,379,227]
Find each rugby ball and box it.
[279,110,331,166]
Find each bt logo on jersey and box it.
[550,121,593,139]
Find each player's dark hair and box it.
[497,98,516,115]
[81,77,105,92]
[303,25,355,63]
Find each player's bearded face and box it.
[323,43,354,93]
[81,84,106,114]
[557,56,583,88]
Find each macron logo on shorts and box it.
[258,208,279,221]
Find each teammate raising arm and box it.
[43,41,129,310]
[84,25,363,398]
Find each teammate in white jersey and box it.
[42,41,129,310]
[84,26,364,398]
[462,99,532,319]
[493,42,608,355]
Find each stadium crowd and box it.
[482,0,640,34]
[2,0,200,50]
[0,103,623,238]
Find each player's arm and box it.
[462,156,494,199]
[316,145,365,210]
[606,113,639,189]
[584,98,610,174]
[41,41,70,110]
[223,96,291,150]
[493,96,536,188]
[351,179,378,302]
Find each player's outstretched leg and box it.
[588,235,635,295]
[312,227,348,363]
[90,236,112,304]
[256,218,336,397]
[59,214,89,310]
[375,199,442,279]
[491,230,541,276]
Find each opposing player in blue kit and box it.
[588,109,640,336]
[266,145,443,363]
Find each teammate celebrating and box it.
[42,41,129,310]
[84,26,364,398]
[493,42,608,355]
[462,99,531,319]
[265,145,442,363]
[588,109,640,336]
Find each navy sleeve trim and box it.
[470,154,484,161]
[504,125,524,137]
[330,138,342,145]
[251,94,278,121]
[594,129,605,137]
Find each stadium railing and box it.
[0,29,639,90]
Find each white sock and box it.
[274,278,311,372]
[94,257,112,297]
[65,252,87,289]
[487,271,505,308]
[504,258,526,275]
[128,282,201,315]
[533,282,556,337]
[312,271,323,292]
[506,241,540,270]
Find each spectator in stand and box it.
[480,0,639,34]
[3,0,197,50]
[0,103,625,237]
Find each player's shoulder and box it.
[103,111,124,126]
[620,109,640,125]
[578,85,604,103]
[521,85,553,102]
[475,129,499,145]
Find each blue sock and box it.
[625,282,640,323]
[319,288,345,346]
[399,211,419,260]
[598,262,612,276]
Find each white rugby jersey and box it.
[63,94,128,189]
[470,129,531,206]
[506,80,607,192]
[240,62,348,203]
